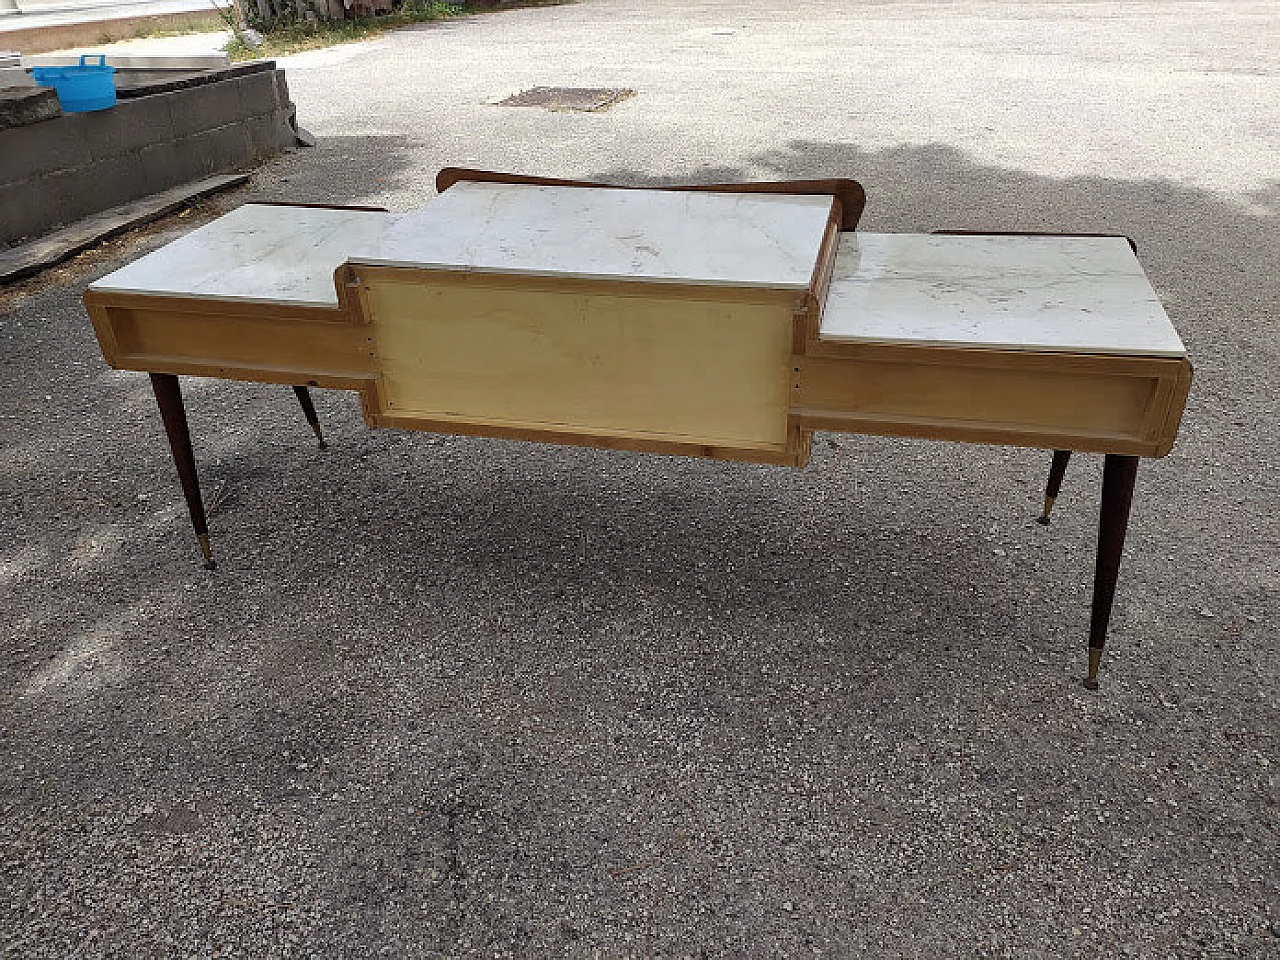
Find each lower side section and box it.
[86,290,1190,463]
[793,346,1192,457]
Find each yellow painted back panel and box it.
[364,273,796,449]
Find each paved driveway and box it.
[2,1,1277,957]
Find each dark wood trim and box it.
[149,373,215,569]
[1085,454,1140,689]
[435,167,867,230]
[291,385,328,449]
[1036,449,1073,524]
[251,201,391,212]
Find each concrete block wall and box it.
[0,64,295,245]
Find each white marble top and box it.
[88,204,390,308]
[348,181,835,289]
[90,202,1187,362]
[819,233,1186,357]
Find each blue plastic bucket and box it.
[30,55,116,113]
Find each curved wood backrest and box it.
[435,167,867,231]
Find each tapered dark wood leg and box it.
[1084,454,1140,689]
[291,385,328,449]
[149,373,215,570]
[1036,449,1073,524]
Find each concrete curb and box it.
[0,63,294,245]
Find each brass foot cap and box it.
[1085,647,1103,689]
[1038,495,1056,525]
[197,534,216,571]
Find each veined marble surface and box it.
[820,234,1186,357]
[348,181,835,289]
[88,204,390,308]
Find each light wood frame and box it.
[794,340,1192,458]
[347,264,814,465]
[82,181,1191,463]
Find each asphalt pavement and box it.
[1,1,1277,957]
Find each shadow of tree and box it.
[243,132,426,207]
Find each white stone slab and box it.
[24,53,231,69]
[0,66,34,87]
[820,233,1186,357]
[89,204,389,308]
[348,181,834,290]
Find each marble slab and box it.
[88,204,390,308]
[348,181,835,290]
[820,233,1186,357]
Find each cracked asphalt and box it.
[1,1,1277,957]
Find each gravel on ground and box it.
[1,1,1277,957]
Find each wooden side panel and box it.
[792,349,1192,457]
[1154,359,1194,456]
[83,290,376,388]
[360,271,798,452]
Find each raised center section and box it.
[349,182,836,458]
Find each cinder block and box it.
[75,93,176,160]
[169,74,258,138]
[238,70,283,118]
[0,176,70,244]
[243,111,296,157]
[273,70,292,105]
[135,139,186,195]
[171,122,253,176]
[50,154,150,223]
[0,110,87,183]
